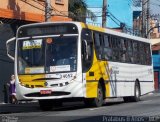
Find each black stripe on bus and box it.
[86,80,153,83]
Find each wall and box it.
[152,54,160,90]
[0,24,15,103]
[0,0,71,22]
[150,19,160,39]
[151,39,160,45]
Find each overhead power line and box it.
[20,0,44,11]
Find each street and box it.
[0,0,160,122]
[0,92,160,122]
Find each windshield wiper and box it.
[32,77,61,81]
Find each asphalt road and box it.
[1,92,160,122]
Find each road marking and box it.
[148,93,153,95]
[89,108,100,111]
[140,100,153,103]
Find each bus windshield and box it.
[18,36,78,74]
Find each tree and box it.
[68,0,96,22]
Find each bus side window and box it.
[146,44,151,65]
[133,41,139,64]
[136,42,140,64]
[112,36,120,61]
[120,38,127,62]
[104,35,109,47]
[127,40,133,63]
[139,42,145,65]
[94,32,103,59]
[81,29,93,72]
[103,35,112,60]
[94,33,100,46]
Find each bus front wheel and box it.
[84,84,104,107]
[39,100,53,111]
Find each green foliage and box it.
[68,0,96,22]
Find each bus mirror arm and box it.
[6,37,16,61]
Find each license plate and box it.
[40,90,52,95]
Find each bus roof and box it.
[80,22,150,43]
[17,21,150,43]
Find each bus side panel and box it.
[108,62,154,97]
[108,62,133,97]
[86,81,98,98]
[132,65,154,95]
[85,51,110,98]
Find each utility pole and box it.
[142,0,146,37]
[142,0,150,38]
[146,0,150,38]
[102,0,107,28]
[45,0,52,22]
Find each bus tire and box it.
[132,82,141,102]
[123,82,141,102]
[39,100,53,111]
[84,84,104,107]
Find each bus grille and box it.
[24,91,71,97]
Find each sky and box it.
[150,0,160,15]
[86,0,102,26]
[86,0,160,14]
[86,0,132,28]
[86,0,160,28]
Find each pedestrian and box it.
[7,75,17,104]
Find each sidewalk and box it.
[0,102,8,105]
[0,100,38,105]
[0,102,39,114]
[153,90,160,93]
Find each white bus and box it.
[6,22,154,110]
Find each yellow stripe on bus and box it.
[18,74,46,88]
[85,51,110,98]
[81,23,106,33]
[86,81,98,98]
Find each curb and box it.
[0,102,8,105]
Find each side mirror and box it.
[6,37,16,60]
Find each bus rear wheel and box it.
[123,82,141,102]
[39,100,53,111]
[84,84,104,107]
[132,82,141,102]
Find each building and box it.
[132,0,142,36]
[148,17,160,91]
[150,15,160,38]
[148,15,160,91]
[0,0,71,103]
[134,14,160,38]
[152,42,160,91]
